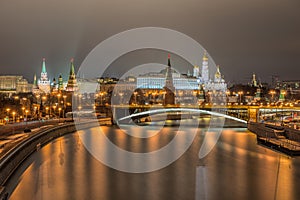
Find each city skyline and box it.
[0,50,289,86]
[1,1,300,200]
[0,0,300,83]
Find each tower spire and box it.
[66,58,78,92]
[33,74,37,86]
[163,54,175,105]
[38,58,51,93]
[69,58,75,76]
[168,54,171,67]
[165,54,174,89]
[42,58,47,73]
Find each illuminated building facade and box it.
[136,53,227,92]
[0,75,31,94]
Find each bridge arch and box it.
[118,108,247,124]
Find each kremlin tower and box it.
[163,54,175,105]
[58,74,64,91]
[51,77,58,93]
[66,58,78,92]
[252,73,258,87]
[38,58,51,93]
[32,73,41,94]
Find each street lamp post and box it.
[78,94,82,107]
[100,92,103,105]
[22,107,25,119]
[25,110,29,119]
[281,105,284,126]
[119,92,124,104]
[12,111,16,123]
[162,91,166,104]
[57,93,61,104]
[52,105,57,117]
[238,91,243,104]
[270,90,276,103]
[78,106,82,121]
[46,107,49,119]
[226,91,230,104]
[152,91,157,104]
[63,95,67,118]
[134,91,138,105]
[25,110,29,125]
[6,108,10,121]
[282,91,286,102]
[58,107,62,122]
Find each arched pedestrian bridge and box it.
[106,104,300,124]
[117,107,248,124]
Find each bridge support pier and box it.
[248,108,259,122]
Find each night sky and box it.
[0,0,299,84]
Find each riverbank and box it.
[248,122,300,156]
[0,118,111,199]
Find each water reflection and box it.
[5,126,300,200]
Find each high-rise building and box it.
[66,58,78,92]
[38,58,51,93]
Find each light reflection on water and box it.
[6,126,300,200]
